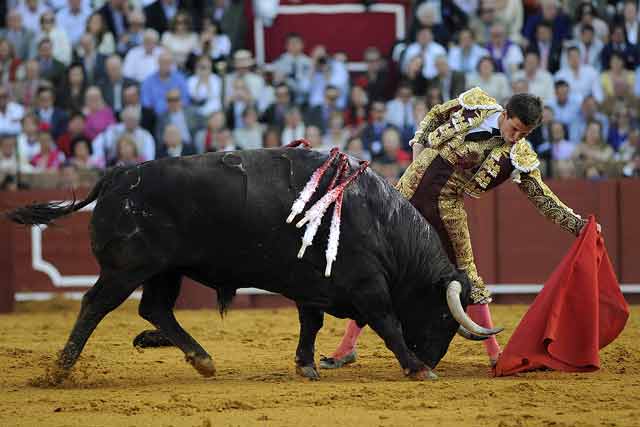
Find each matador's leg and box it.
[438,196,501,364]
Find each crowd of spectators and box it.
[1,0,640,191]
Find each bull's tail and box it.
[5,173,107,226]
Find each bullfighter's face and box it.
[399,271,473,368]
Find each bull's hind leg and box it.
[138,272,216,377]
[295,304,324,380]
[53,271,143,384]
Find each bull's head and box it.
[398,271,502,368]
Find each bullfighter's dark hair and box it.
[505,93,543,128]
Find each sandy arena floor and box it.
[0,300,637,427]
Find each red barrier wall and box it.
[1,179,638,312]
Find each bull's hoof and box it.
[296,365,320,381]
[405,368,438,381]
[185,353,216,377]
[133,329,174,348]
[318,350,357,369]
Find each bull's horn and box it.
[457,326,488,341]
[446,281,504,336]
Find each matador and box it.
[321,87,594,368]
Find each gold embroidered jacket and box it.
[399,87,586,236]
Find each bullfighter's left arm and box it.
[511,140,587,236]
[517,168,587,236]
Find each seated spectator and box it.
[116,9,146,55]
[448,28,488,75]
[85,12,116,56]
[485,22,523,77]
[0,38,23,84]
[374,127,411,167]
[205,127,237,152]
[113,134,142,167]
[69,136,101,169]
[411,1,451,46]
[34,11,71,66]
[144,0,179,36]
[191,18,231,63]
[123,29,164,82]
[73,33,107,84]
[522,0,572,47]
[0,85,25,136]
[141,52,189,115]
[16,112,40,168]
[344,136,371,162]
[402,27,446,79]
[262,127,281,148]
[93,106,155,165]
[600,23,637,71]
[11,59,46,108]
[83,85,116,140]
[56,111,87,157]
[343,85,369,138]
[607,107,633,152]
[35,38,66,87]
[260,83,292,131]
[512,50,554,103]
[161,12,198,70]
[353,46,389,102]
[564,24,603,71]
[529,20,563,74]
[429,55,466,101]
[548,121,576,179]
[361,101,395,158]
[304,45,349,109]
[385,82,415,137]
[622,152,640,177]
[0,134,18,189]
[603,77,640,118]
[30,123,65,171]
[404,55,429,98]
[281,106,305,146]
[56,63,87,112]
[225,78,255,130]
[187,55,222,116]
[55,0,90,48]
[601,53,635,100]
[426,86,444,109]
[305,125,326,151]
[569,95,609,145]
[99,55,136,115]
[306,85,342,135]
[98,0,129,42]
[232,106,264,150]
[35,86,68,139]
[402,99,428,151]
[157,123,196,158]
[224,50,267,109]
[494,0,524,44]
[572,121,614,179]
[155,88,201,145]
[1,9,35,61]
[618,129,639,163]
[572,2,609,44]
[555,46,603,103]
[546,80,581,131]
[16,0,50,36]
[528,105,555,160]
[466,56,511,103]
[122,84,156,135]
[195,111,226,153]
[273,32,312,105]
[469,1,498,45]
[322,112,349,149]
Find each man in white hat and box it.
[224,49,272,113]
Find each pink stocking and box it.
[466,304,501,360]
[332,319,363,359]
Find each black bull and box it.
[6,148,501,382]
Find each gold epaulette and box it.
[510,139,540,183]
[458,87,503,111]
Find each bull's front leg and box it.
[295,304,324,380]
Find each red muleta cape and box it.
[494,216,629,376]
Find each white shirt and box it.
[402,41,447,79]
[92,124,156,165]
[187,74,222,116]
[448,44,489,74]
[0,102,25,136]
[123,46,164,82]
[467,111,501,135]
[626,20,639,45]
[55,6,90,46]
[16,2,50,35]
[511,68,555,103]
[281,124,305,146]
[34,27,72,65]
[16,133,39,171]
[385,99,415,129]
[554,65,604,103]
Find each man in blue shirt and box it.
[141,52,189,115]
